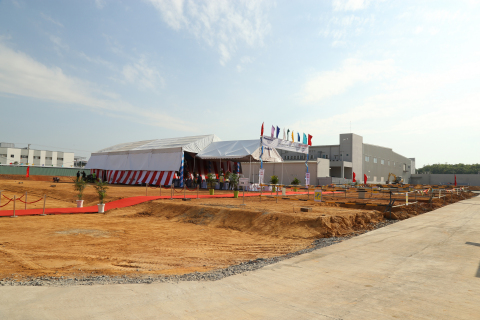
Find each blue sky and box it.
[0,0,479,167]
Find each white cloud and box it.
[0,42,190,131]
[321,14,374,46]
[295,59,480,166]
[122,57,163,90]
[148,0,271,65]
[49,35,69,51]
[95,0,106,9]
[332,0,372,11]
[40,13,64,28]
[302,58,396,103]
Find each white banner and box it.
[259,169,265,185]
[261,136,309,155]
[305,172,310,186]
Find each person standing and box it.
[197,174,203,189]
[76,171,80,181]
[219,171,225,190]
[82,171,86,180]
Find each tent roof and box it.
[94,134,221,154]
[196,140,283,162]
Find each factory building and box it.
[279,133,415,184]
[0,142,75,167]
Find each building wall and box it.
[240,160,318,185]
[363,144,414,184]
[0,165,89,177]
[410,174,480,186]
[0,147,74,167]
[279,133,413,183]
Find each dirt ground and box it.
[0,175,476,280]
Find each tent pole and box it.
[282,160,284,186]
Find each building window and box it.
[381,159,385,165]
[365,156,369,162]
[57,158,64,161]
[10,154,14,158]
[34,156,40,160]
[0,154,7,158]
[373,158,377,163]
[46,157,52,160]
[21,155,28,159]
[346,154,349,157]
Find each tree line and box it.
[417,164,480,174]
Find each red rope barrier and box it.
[0,198,13,208]
[2,194,14,201]
[173,187,184,193]
[2,193,26,201]
[16,197,44,204]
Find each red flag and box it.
[26,166,30,178]
[352,172,356,183]
[454,175,457,186]
[261,122,264,136]
[308,134,312,146]
[364,174,367,185]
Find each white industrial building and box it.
[0,142,75,167]
[279,133,415,184]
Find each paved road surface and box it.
[1,196,479,319]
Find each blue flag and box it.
[297,132,300,142]
[276,126,280,138]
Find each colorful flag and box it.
[276,126,280,138]
[308,134,312,146]
[297,132,300,142]
[287,129,290,140]
[283,128,286,140]
[291,130,294,142]
[26,166,30,178]
[261,122,264,136]
[454,175,457,186]
[303,133,307,144]
[353,172,356,183]
[364,174,367,185]
[271,126,275,137]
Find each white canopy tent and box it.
[85,134,221,186]
[196,140,283,162]
[86,134,221,171]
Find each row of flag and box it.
[261,123,313,146]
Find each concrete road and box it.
[1,196,479,320]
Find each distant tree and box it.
[417,163,480,174]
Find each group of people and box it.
[76,170,96,182]
[179,170,234,189]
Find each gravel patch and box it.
[0,220,398,287]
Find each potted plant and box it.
[93,179,109,213]
[74,178,87,208]
[291,177,300,192]
[230,173,239,198]
[270,175,279,191]
[206,173,217,196]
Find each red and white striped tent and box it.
[85,134,220,186]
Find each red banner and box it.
[26,166,30,178]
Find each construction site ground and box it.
[0,175,475,281]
